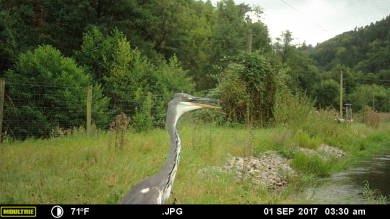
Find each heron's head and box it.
[168,93,221,126]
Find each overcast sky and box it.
[212,0,390,45]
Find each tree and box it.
[5,45,109,139]
[275,30,294,64]
[313,79,340,109]
[349,84,388,112]
[274,31,319,94]
[76,27,194,129]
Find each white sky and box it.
[211,0,390,45]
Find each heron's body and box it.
[119,93,219,204]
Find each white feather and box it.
[174,102,201,126]
[140,188,150,193]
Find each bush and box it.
[5,45,109,139]
[303,109,344,140]
[109,113,130,148]
[273,89,314,130]
[273,88,344,142]
[362,105,381,128]
[216,52,281,126]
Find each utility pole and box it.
[247,27,253,53]
[339,70,343,118]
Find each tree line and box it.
[0,0,389,139]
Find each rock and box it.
[318,144,346,158]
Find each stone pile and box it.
[318,144,346,158]
[198,152,297,189]
[199,145,346,189]
[224,153,296,188]
[297,144,347,160]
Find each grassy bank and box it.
[1,121,390,204]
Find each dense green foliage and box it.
[217,52,281,126]
[76,27,194,129]
[4,45,109,138]
[0,0,389,138]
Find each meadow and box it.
[1,117,390,204]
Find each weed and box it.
[361,180,389,204]
[362,106,381,128]
[109,112,129,149]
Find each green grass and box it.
[291,130,323,149]
[291,152,334,177]
[1,121,390,204]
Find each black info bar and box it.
[0,204,387,218]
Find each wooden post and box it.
[339,70,343,119]
[86,85,92,136]
[0,78,4,143]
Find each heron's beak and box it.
[190,97,221,109]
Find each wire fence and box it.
[2,82,86,140]
[0,79,169,141]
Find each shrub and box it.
[274,88,344,142]
[362,105,381,128]
[303,109,343,140]
[110,112,130,148]
[273,89,314,131]
[216,52,281,126]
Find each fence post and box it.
[0,78,5,143]
[86,85,92,136]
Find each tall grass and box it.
[0,125,280,204]
[291,152,334,177]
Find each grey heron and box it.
[119,93,220,204]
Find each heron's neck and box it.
[159,110,182,185]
